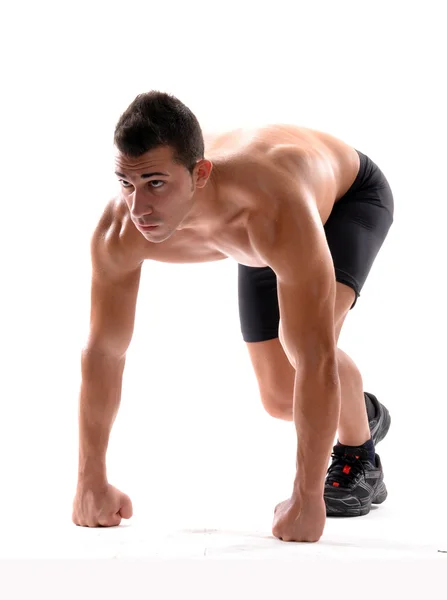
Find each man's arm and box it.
[78,201,144,484]
[249,186,340,500]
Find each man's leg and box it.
[337,349,370,445]
[246,281,370,449]
[332,284,371,446]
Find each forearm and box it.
[293,361,341,497]
[78,348,126,481]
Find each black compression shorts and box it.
[238,149,395,343]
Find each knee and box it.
[337,347,362,378]
[261,393,293,421]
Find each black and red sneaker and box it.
[324,445,388,517]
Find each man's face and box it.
[114,145,207,243]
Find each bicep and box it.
[85,212,144,357]
[250,195,337,364]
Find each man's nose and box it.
[130,189,153,218]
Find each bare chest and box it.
[209,218,270,267]
[145,213,270,267]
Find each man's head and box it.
[114,91,213,242]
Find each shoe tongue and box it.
[335,445,368,461]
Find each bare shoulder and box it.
[247,177,332,287]
[243,128,336,272]
[90,196,148,281]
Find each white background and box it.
[1,0,446,557]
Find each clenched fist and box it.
[272,494,326,543]
[72,481,133,528]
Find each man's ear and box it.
[194,159,213,188]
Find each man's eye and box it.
[118,179,165,189]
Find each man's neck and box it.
[176,159,228,233]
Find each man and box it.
[72,91,394,543]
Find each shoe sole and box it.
[326,481,388,517]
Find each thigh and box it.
[238,266,355,345]
[238,264,279,343]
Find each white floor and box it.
[3,498,444,560]
[1,494,446,600]
[3,373,447,598]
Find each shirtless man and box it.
[72,91,394,543]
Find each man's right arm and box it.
[78,203,144,485]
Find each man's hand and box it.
[272,494,326,543]
[72,481,133,528]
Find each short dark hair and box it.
[114,91,205,174]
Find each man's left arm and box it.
[249,188,341,501]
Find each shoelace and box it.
[326,449,367,488]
